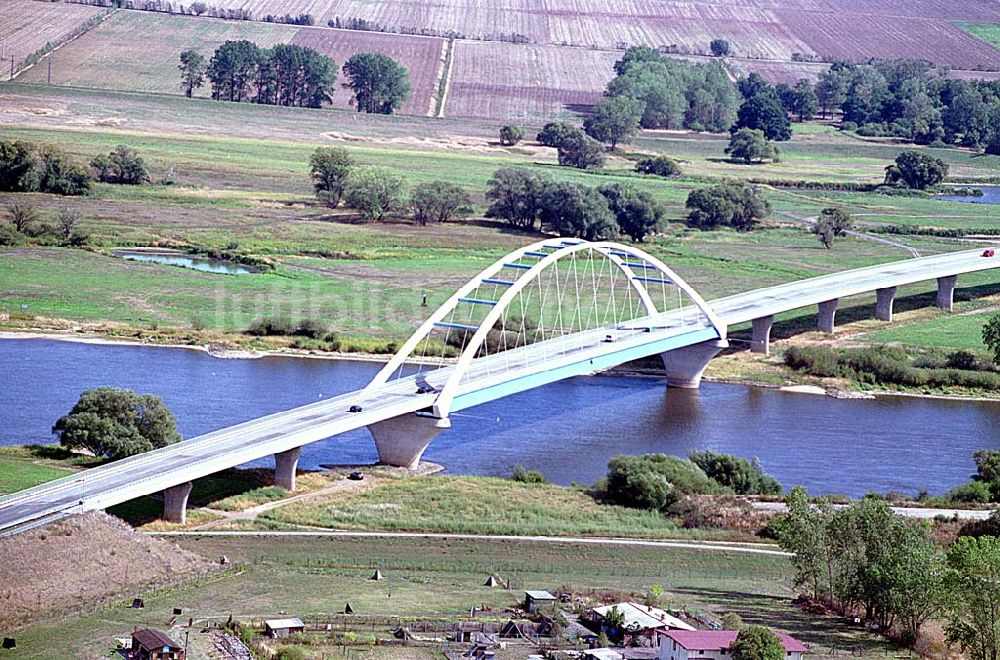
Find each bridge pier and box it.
[163,481,193,525]
[751,316,773,355]
[274,447,302,491]
[368,414,452,469]
[875,286,896,322]
[937,275,957,312]
[661,338,729,388]
[818,299,839,334]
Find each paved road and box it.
[2,247,998,535]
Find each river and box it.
[3,337,999,497]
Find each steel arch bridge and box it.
[4,239,999,533]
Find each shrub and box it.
[556,131,606,169]
[536,121,577,147]
[605,453,724,512]
[946,350,980,371]
[91,145,150,185]
[310,147,353,207]
[410,181,471,225]
[945,480,992,504]
[783,346,841,377]
[343,167,405,222]
[499,124,525,146]
[689,450,782,495]
[636,155,681,177]
[510,465,547,484]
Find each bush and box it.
[636,155,681,177]
[310,146,353,207]
[783,346,841,377]
[91,145,150,185]
[246,317,326,338]
[343,166,405,221]
[510,465,547,484]
[689,450,782,495]
[758,514,788,540]
[605,453,724,512]
[946,480,992,504]
[686,182,769,231]
[0,224,22,246]
[275,647,307,660]
[556,131,606,169]
[946,350,979,371]
[536,121,577,147]
[499,124,525,146]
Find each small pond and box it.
[113,249,257,275]
[935,185,1000,205]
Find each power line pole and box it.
[47,56,51,84]
[9,56,13,82]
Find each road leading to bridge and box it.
[2,244,997,536]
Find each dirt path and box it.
[775,210,922,257]
[151,529,794,556]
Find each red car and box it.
[983,249,995,257]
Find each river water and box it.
[3,338,999,497]
[935,185,1000,205]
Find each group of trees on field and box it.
[1,201,88,248]
[181,42,410,114]
[685,182,770,232]
[816,59,1000,150]
[484,167,664,241]
[603,47,740,133]
[309,147,470,223]
[883,151,949,190]
[0,140,91,197]
[778,487,1000,656]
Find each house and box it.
[523,590,557,612]
[130,629,185,660]
[659,630,809,660]
[264,618,305,639]
[590,602,696,647]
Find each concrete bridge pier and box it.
[817,299,839,334]
[368,414,452,469]
[875,286,897,322]
[751,316,774,354]
[274,447,302,491]
[661,338,729,388]
[163,481,193,524]
[937,275,957,312]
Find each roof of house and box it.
[264,618,305,629]
[664,630,809,653]
[592,602,697,632]
[584,649,624,660]
[524,590,556,600]
[133,629,180,650]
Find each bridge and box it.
[1,239,998,534]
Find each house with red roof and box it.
[659,630,809,660]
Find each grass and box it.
[7,533,895,659]
[961,23,1000,49]
[259,474,720,538]
[862,307,997,351]
[0,445,102,494]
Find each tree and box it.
[207,40,264,102]
[38,146,91,196]
[538,182,617,240]
[984,315,1000,369]
[689,450,782,495]
[815,63,853,118]
[725,128,779,164]
[498,124,525,146]
[598,183,664,242]
[343,167,405,222]
[710,39,731,57]
[0,140,37,192]
[536,121,577,147]
[189,1,207,15]
[410,181,471,225]
[945,536,1000,660]
[813,208,852,249]
[731,626,785,660]
[734,93,792,141]
[636,155,681,177]
[92,145,149,185]
[56,208,85,245]
[178,49,207,98]
[7,200,39,234]
[484,168,552,229]
[738,73,771,101]
[556,130,606,169]
[52,387,181,461]
[584,96,643,150]
[343,53,411,114]
[605,454,723,512]
[686,183,770,231]
[721,612,744,630]
[889,151,948,190]
[788,79,818,121]
[309,147,353,207]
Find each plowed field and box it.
[0,0,107,72]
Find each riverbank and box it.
[5,324,1000,403]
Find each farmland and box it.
[445,41,619,121]
[291,28,445,116]
[80,0,1000,70]
[0,0,108,71]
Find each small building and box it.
[523,590,556,612]
[264,617,305,639]
[584,649,624,660]
[659,630,809,660]
[590,602,696,647]
[130,629,185,660]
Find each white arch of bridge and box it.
[365,238,725,418]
